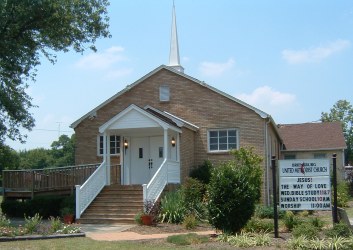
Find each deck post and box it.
[31,170,35,199]
[75,185,81,219]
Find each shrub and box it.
[337,181,350,207]
[0,213,11,227]
[254,204,285,219]
[159,190,185,223]
[24,213,42,234]
[283,211,301,231]
[183,214,198,230]
[181,178,206,220]
[189,160,214,184]
[1,195,69,218]
[134,211,143,225]
[309,217,324,229]
[243,218,274,233]
[49,216,62,233]
[255,205,273,218]
[292,223,319,239]
[325,222,352,238]
[207,147,262,234]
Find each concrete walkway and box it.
[79,223,216,241]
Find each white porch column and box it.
[177,132,180,162]
[163,128,168,183]
[163,128,168,161]
[106,132,111,185]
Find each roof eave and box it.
[281,147,346,152]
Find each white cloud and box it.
[75,46,127,70]
[282,39,350,64]
[236,86,296,113]
[104,68,133,80]
[199,58,235,76]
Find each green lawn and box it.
[0,238,175,250]
[0,237,203,250]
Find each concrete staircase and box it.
[78,184,143,224]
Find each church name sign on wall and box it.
[279,159,331,210]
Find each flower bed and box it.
[0,213,84,242]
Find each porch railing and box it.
[143,160,180,206]
[75,161,107,219]
[2,164,99,195]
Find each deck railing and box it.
[2,164,100,195]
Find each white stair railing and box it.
[75,161,107,219]
[143,159,168,205]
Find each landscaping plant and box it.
[159,190,185,223]
[182,214,198,230]
[24,213,42,234]
[207,147,262,234]
[292,222,319,239]
[181,177,206,220]
[189,160,214,184]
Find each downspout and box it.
[264,117,271,206]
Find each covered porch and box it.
[75,104,185,219]
[100,104,182,188]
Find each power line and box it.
[32,128,72,133]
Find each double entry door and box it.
[130,136,164,184]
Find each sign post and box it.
[332,153,338,224]
[272,156,279,238]
[279,159,331,211]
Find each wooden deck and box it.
[2,164,111,199]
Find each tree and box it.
[0,0,110,143]
[207,147,263,234]
[0,143,20,171]
[18,148,53,169]
[50,134,75,167]
[321,100,353,164]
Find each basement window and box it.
[159,85,170,102]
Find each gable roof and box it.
[99,104,182,134]
[70,65,270,129]
[278,122,347,151]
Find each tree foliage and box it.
[0,134,75,170]
[321,99,353,164]
[207,147,263,234]
[0,0,110,143]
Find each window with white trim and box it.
[159,85,170,102]
[208,129,238,152]
[97,135,121,156]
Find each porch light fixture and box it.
[171,137,176,147]
[124,139,129,150]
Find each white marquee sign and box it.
[279,159,331,210]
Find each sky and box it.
[6,0,353,151]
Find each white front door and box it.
[130,136,164,184]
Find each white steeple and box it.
[168,2,184,72]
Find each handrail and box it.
[75,161,107,219]
[143,159,168,204]
[2,164,100,192]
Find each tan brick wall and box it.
[74,68,280,198]
[180,127,195,182]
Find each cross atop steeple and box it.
[168,2,184,73]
